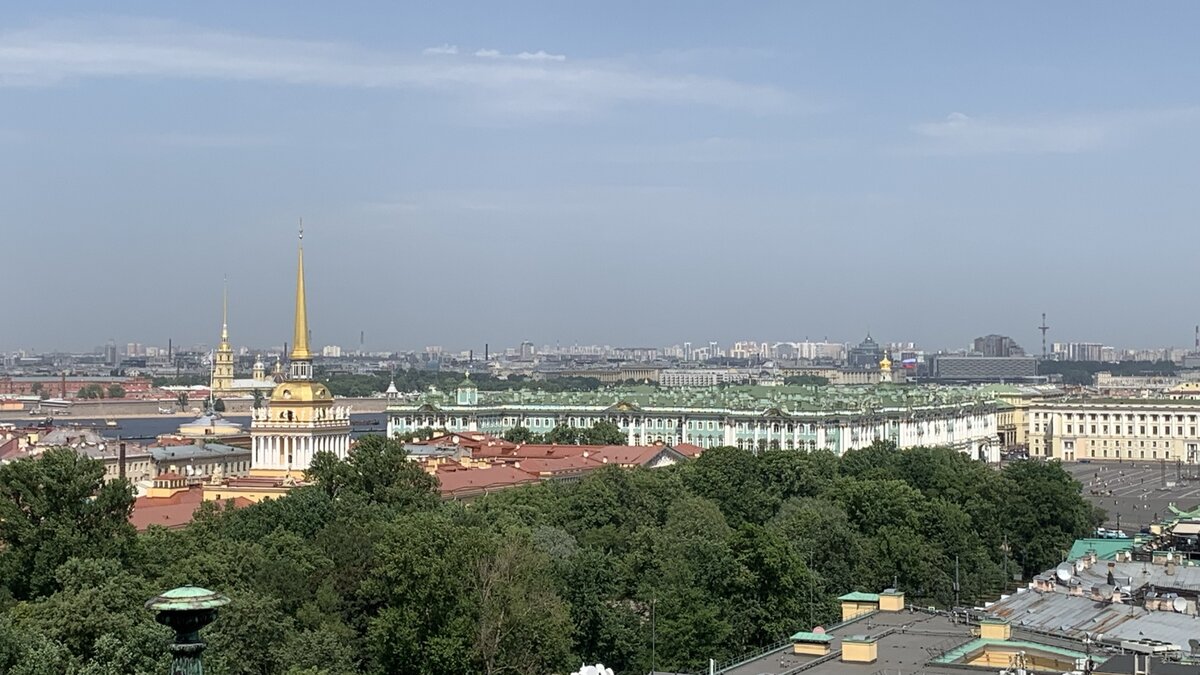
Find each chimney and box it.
[118,442,127,480]
[840,636,878,664]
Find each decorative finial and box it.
[299,217,303,241]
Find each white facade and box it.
[250,404,352,471]
[388,398,999,461]
[1026,398,1200,463]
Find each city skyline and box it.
[4,3,1200,350]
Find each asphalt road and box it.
[1062,461,1200,531]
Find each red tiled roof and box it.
[672,443,705,458]
[589,445,684,467]
[435,464,538,499]
[130,486,251,531]
[503,455,602,476]
[0,437,22,461]
[130,486,202,530]
[474,443,602,459]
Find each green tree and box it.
[1001,460,1100,575]
[783,375,830,386]
[0,448,136,600]
[501,426,539,444]
[252,389,265,410]
[176,392,189,410]
[472,537,573,674]
[213,398,226,413]
[545,424,578,445]
[106,384,126,399]
[77,384,105,399]
[306,434,438,509]
[580,420,626,445]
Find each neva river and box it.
[61,412,389,441]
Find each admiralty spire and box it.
[250,223,351,476]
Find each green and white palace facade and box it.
[385,382,1002,461]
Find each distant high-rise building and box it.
[104,340,118,367]
[683,342,693,361]
[847,333,883,369]
[519,341,535,360]
[321,345,342,358]
[1062,342,1106,362]
[972,334,1025,358]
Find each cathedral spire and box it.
[221,275,229,343]
[291,220,312,362]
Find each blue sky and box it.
[2,2,1198,353]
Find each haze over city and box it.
[3,2,1200,351]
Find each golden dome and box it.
[270,381,333,404]
[879,351,893,371]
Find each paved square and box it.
[1062,460,1200,531]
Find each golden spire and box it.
[220,275,229,344]
[291,220,312,361]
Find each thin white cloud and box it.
[516,50,565,62]
[474,48,564,61]
[421,44,458,56]
[910,109,1200,155]
[0,19,794,115]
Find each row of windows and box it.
[1034,410,1198,423]
[1035,422,1199,437]
[736,439,822,451]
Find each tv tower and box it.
[1038,313,1050,360]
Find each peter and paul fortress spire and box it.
[211,275,235,393]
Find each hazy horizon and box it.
[3,3,1199,354]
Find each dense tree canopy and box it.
[0,438,1100,674]
[1036,360,1177,386]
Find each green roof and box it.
[790,631,834,643]
[838,592,879,603]
[932,639,1106,665]
[145,585,230,612]
[393,382,1008,414]
[1067,538,1133,562]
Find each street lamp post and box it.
[146,586,231,675]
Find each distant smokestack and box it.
[485,343,489,362]
[469,349,474,363]
[118,441,127,480]
[168,339,173,359]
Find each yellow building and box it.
[1027,398,1200,462]
[979,384,1065,451]
[211,281,235,393]
[248,225,351,477]
[210,282,278,397]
